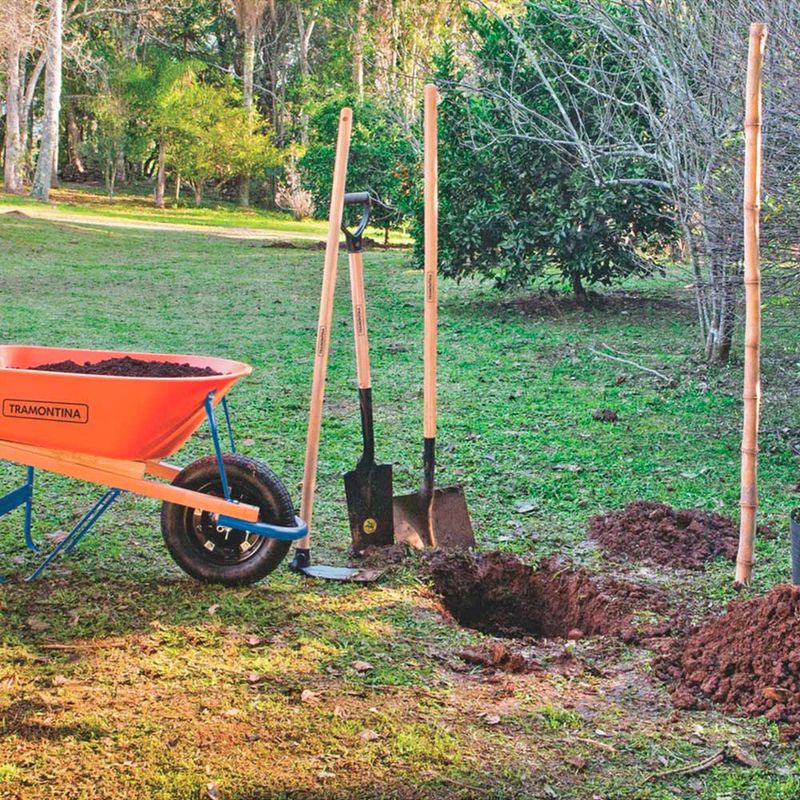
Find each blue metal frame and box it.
[203,391,307,542]
[217,513,308,542]
[25,489,121,581]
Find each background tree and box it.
[232,0,267,206]
[425,16,672,300]
[30,0,63,201]
[462,0,800,362]
[1,0,38,193]
[300,95,413,241]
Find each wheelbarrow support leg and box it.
[23,467,36,552]
[26,488,122,581]
[204,391,232,501]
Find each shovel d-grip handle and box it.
[341,192,394,253]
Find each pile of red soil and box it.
[428,550,669,642]
[588,501,739,570]
[656,584,800,739]
[30,356,221,378]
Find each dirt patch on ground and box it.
[588,501,742,570]
[429,551,670,642]
[656,584,800,740]
[30,356,221,378]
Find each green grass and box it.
[0,214,797,798]
[0,182,411,243]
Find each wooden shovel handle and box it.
[423,84,438,440]
[298,107,353,549]
[348,251,371,390]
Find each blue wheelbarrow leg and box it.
[26,488,122,581]
[0,469,37,582]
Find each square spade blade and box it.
[393,491,433,550]
[430,485,474,549]
[344,463,394,552]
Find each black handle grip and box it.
[344,191,372,206]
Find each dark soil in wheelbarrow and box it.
[655,584,800,740]
[588,500,742,570]
[428,550,672,643]
[30,356,221,378]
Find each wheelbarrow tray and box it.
[0,345,252,461]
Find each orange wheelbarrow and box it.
[0,345,307,585]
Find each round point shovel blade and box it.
[344,463,394,552]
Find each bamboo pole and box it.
[736,23,767,586]
[296,107,353,550]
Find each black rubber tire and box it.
[161,454,294,586]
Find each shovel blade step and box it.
[344,463,394,552]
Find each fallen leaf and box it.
[358,728,381,741]
[26,616,50,632]
[515,501,536,514]
[246,635,264,647]
[52,675,69,686]
[246,672,264,684]
[242,438,256,447]
[484,715,501,725]
[317,770,335,779]
[205,783,220,800]
[207,604,221,616]
[762,687,790,703]
[566,755,587,770]
[351,660,374,674]
[300,689,320,704]
[45,530,69,544]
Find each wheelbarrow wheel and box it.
[161,454,294,586]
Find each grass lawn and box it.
[0,213,798,799]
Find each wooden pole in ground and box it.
[296,107,353,551]
[736,23,767,586]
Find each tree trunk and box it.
[154,138,166,208]
[21,50,47,167]
[3,43,23,193]
[570,272,588,305]
[295,4,314,145]
[193,183,203,205]
[115,149,126,184]
[174,175,182,202]
[65,103,84,175]
[30,0,64,202]
[353,0,368,101]
[374,0,394,97]
[239,27,256,207]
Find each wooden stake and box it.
[736,23,767,586]
[297,107,353,549]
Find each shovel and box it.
[393,85,475,551]
[342,192,394,552]
[289,108,374,582]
